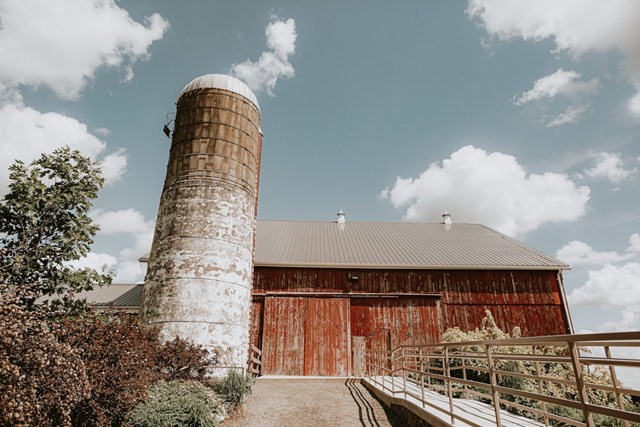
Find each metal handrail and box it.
[364,331,640,427]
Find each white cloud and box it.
[91,208,152,235]
[583,152,637,184]
[556,241,633,266]
[0,103,127,195]
[600,310,638,332]
[380,145,590,237]
[513,69,599,105]
[628,233,640,253]
[570,262,640,307]
[230,18,297,96]
[94,127,111,137]
[512,69,597,127]
[0,0,168,100]
[91,208,155,282]
[100,149,128,186]
[468,0,640,116]
[67,252,117,273]
[547,105,589,127]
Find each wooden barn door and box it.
[261,297,306,375]
[260,296,350,376]
[304,298,350,376]
[350,297,442,355]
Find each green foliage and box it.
[210,370,252,407]
[0,147,111,313]
[127,381,220,427]
[0,148,218,425]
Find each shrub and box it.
[127,381,221,427]
[0,292,90,427]
[211,370,252,407]
[156,336,214,381]
[58,312,161,427]
[57,311,214,426]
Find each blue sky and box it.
[1,0,640,336]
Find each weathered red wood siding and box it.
[259,296,350,376]
[249,300,263,351]
[254,267,568,336]
[261,297,305,375]
[350,297,442,351]
[304,298,350,376]
[253,267,569,376]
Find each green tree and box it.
[0,146,111,312]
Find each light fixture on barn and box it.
[162,112,175,138]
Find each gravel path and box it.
[222,378,404,427]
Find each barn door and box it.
[261,297,306,375]
[304,298,350,376]
[260,297,350,376]
[350,296,441,353]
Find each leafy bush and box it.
[210,370,252,407]
[156,336,214,381]
[58,312,161,426]
[127,381,221,427]
[56,311,214,427]
[0,292,90,427]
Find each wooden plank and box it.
[352,336,366,377]
[350,297,441,352]
[261,297,305,375]
[303,298,350,376]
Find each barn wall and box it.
[253,267,569,337]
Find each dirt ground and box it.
[221,378,405,427]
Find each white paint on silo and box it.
[140,74,261,375]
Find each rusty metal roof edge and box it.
[254,262,570,270]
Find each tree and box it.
[0,146,111,312]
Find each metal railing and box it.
[364,331,640,427]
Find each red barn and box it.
[249,219,571,377]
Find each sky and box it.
[1,0,640,338]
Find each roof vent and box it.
[442,211,452,225]
[337,210,346,224]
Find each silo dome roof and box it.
[180,74,260,112]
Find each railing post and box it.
[445,346,455,425]
[486,344,502,427]
[533,346,549,427]
[568,342,594,427]
[605,346,629,427]
[462,346,468,399]
[403,355,408,399]
[420,347,425,408]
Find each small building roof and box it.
[254,221,569,270]
[180,73,260,112]
[74,284,143,311]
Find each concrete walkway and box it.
[222,377,405,427]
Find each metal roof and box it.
[74,284,143,307]
[180,74,260,112]
[254,221,569,270]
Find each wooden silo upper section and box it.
[166,74,261,197]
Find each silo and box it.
[140,74,261,375]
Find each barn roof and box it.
[254,221,569,270]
